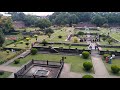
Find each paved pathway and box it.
[0,65,20,73]
[91,55,109,77]
[60,63,82,78]
[86,34,110,77]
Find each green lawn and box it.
[5,35,49,49]
[98,38,120,46]
[10,53,94,74]
[0,72,12,78]
[103,58,120,76]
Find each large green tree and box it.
[0,28,5,47]
[91,14,108,26]
[35,19,51,29]
[0,16,14,33]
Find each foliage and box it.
[0,16,14,33]
[0,28,5,47]
[102,37,107,41]
[82,51,90,59]
[58,35,62,38]
[19,41,24,44]
[25,42,29,47]
[44,28,54,34]
[111,65,120,74]
[82,75,94,78]
[77,31,84,36]
[26,38,30,41]
[0,70,4,75]
[91,14,108,26]
[103,54,110,60]
[83,62,93,71]
[73,36,78,43]
[107,38,113,44]
[14,59,20,64]
[31,48,38,55]
[41,39,48,46]
[6,50,10,54]
[35,19,52,29]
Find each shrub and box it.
[25,42,29,47]
[6,50,10,54]
[82,51,90,59]
[107,39,113,44]
[73,36,78,43]
[101,34,106,37]
[0,61,4,64]
[19,41,24,44]
[31,48,38,55]
[0,70,4,75]
[58,35,62,38]
[44,28,54,34]
[82,75,94,78]
[41,39,48,46]
[83,62,93,71]
[111,65,120,74]
[77,31,84,36]
[26,38,30,41]
[14,59,20,64]
[103,54,110,60]
[102,37,107,41]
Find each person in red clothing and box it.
[106,56,109,63]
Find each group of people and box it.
[90,39,99,43]
[89,44,98,50]
[105,54,115,64]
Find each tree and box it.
[47,33,51,38]
[107,39,113,44]
[44,28,54,35]
[25,42,29,47]
[0,28,5,47]
[0,16,14,33]
[34,35,38,41]
[91,14,108,26]
[41,39,48,46]
[6,50,10,55]
[35,19,51,29]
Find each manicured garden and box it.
[103,58,120,76]
[10,53,94,74]
[0,51,19,64]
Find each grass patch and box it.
[103,58,120,76]
[0,71,12,78]
[10,53,94,74]
[0,51,18,62]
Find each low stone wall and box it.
[99,50,120,56]
[39,42,89,46]
[96,43,120,48]
[33,46,91,54]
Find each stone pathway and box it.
[60,63,82,78]
[0,65,20,73]
[91,55,109,77]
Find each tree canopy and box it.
[49,12,120,26]
[0,28,5,47]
